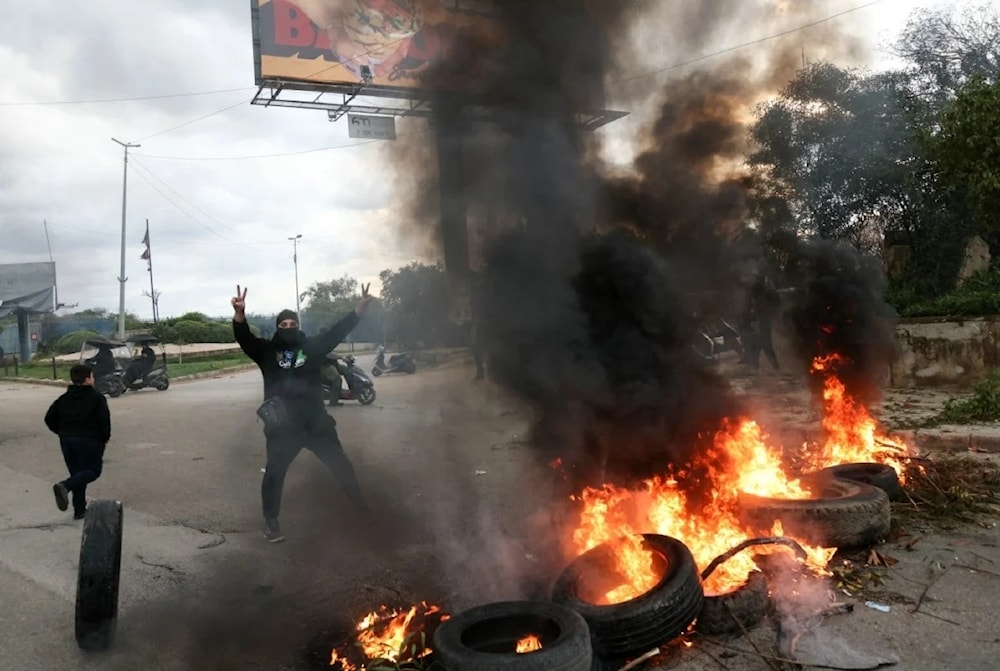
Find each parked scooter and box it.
[371,344,416,376]
[321,354,376,405]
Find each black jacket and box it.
[234,312,360,418]
[44,384,112,443]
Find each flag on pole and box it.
[140,222,151,262]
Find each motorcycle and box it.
[120,334,170,392]
[321,354,376,405]
[80,337,131,398]
[371,344,416,377]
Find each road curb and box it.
[0,364,258,387]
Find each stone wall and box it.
[890,316,1000,389]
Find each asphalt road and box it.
[1,356,999,670]
[0,355,555,671]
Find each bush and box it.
[931,369,1000,425]
[891,263,1000,318]
[55,330,102,355]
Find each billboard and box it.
[253,0,505,91]
[252,0,607,109]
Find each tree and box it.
[748,63,925,252]
[932,77,1000,233]
[299,275,359,336]
[378,263,454,348]
[892,3,1000,108]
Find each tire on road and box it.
[371,367,382,377]
[814,462,903,502]
[551,534,704,660]
[75,500,124,651]
[738,477,890,549]
[696,571,770,636]
[433,600,592,671]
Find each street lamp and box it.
[289,234,302,325]
[112,137,140,341]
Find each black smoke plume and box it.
[784,238,900,406]
[397,1,892,492]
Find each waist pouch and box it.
[256,396,290,432]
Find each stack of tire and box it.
[431,463,902,670]
[433,535,704,671]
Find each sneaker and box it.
[263,518,285,543]
[52,483,69,512]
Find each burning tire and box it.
[738,477,890,549]
[695,571,769,636]
[814,462,903,502]
[432,600,592,671]
[551,534,703,660]
[75,500,124,651]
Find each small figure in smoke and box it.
[740,270,780,371]
[231,284,375,543]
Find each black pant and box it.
[744,319,779,370]
[261,412,366,520]
[59,435,104,515]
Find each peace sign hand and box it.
[354,283,376,316]
[231,285,248,316]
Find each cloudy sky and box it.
[0,0,957,320]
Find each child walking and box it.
[44,364,111,519]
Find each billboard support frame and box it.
[251,80,628,131]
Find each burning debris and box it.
[329,602,449,670]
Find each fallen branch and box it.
[617,647,660,671]
[913,610,961,626]
[701,537,808,581]
[911,565,950,614]
[954,564,1000,579]
[701,639,805,666]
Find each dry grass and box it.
[893,455,1000,529]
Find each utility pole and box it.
[289,234,302,328]
[112,138,140,341]
[143,219,158,324]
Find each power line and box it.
[138,96,253,142]
[0,87,254,107]
[133,129,429,161]
[608,0,890,85]
[128,160,277,251]
[130,157,282,245]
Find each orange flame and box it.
[808,355,915,481]
[330,602,449,670]
[572,419,834,598]
[516,634,543,653]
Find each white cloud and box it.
[0,0,951,320]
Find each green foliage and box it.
[378,263,454,349]
[891,263,1000,317]
[931,369,1000,424]
[932,77,1000,232]
[55,330,102,355]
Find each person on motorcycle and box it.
[321,351,345,407]
[231,284,374,543]
[124,345,156,386]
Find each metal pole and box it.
[289,234,302,327]
[113,138,140,341]
[146,219,158,324]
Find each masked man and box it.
[231,284,374,542]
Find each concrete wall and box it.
[890,316,1000,389]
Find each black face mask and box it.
[273,328,303,347]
